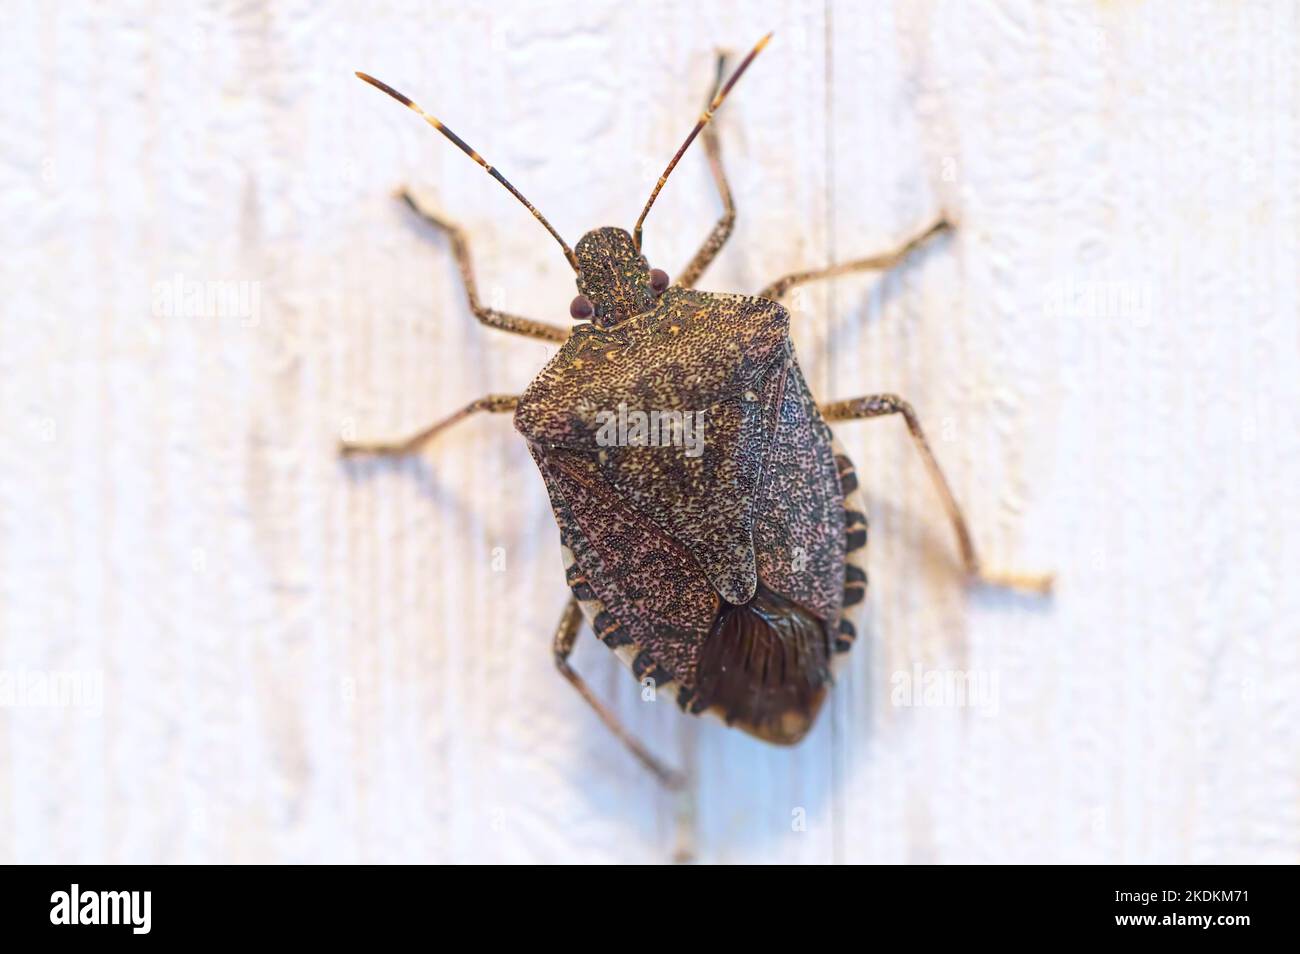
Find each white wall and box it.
[1,0,1295,863]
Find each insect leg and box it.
[757,218,951,301]
[822,393,1054,595]
[340,394,517,457]
[677,52,736,289]
[398,190,570,343]
[552,597,687,791]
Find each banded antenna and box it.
[632,32,773,252]
[356,71,579,272]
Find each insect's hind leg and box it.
[552,597,687,791]
[676,52,736,289]
[398,190,570,344]
[340,393,518,457]
[758,218,951,302]
[822,393,1053,595]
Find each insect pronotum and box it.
[343,33,1052,791]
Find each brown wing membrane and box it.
[692,583,832,745]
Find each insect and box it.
[343,34,1052,790]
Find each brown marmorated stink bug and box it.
[342,34,1052,790]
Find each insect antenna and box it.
[355,71,580,272]
[632,32,772,253]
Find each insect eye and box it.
[650,268,670,295]
[569,294,594,321]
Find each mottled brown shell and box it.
[516,287,866,744]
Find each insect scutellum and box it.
[355,32,772,330]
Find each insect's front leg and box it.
[757,218,951,302]
[822,393,1054,595]
[340,393,517,457]
[398,190,571,344]
[677,52,736,289]
[552,597,686,791]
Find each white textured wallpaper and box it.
[1,0,1296,864]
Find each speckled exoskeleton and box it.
[343,34,1051,789]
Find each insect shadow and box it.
[818,227,953,356]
